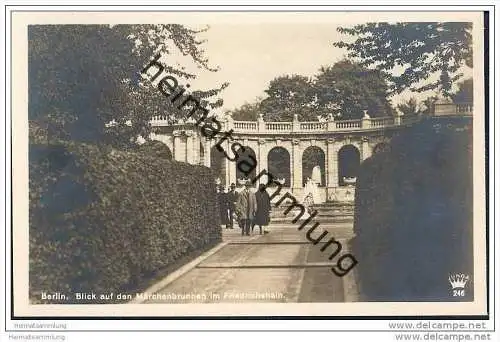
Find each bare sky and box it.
[155,12,477,113]
[193,24,349,111]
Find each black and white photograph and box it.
[7,7,490,322]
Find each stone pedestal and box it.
[258,114,265,132]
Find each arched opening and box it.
[338,145,360,186]
[373,142,390,155]
[267,147,291,187]
[302,146,326,187]
[210,145,226,186]
[235,145,257,181]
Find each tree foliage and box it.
[397,98,421,117]
[451,78,473,103]
[421,96,440,115]
[259,75,318,122]
[231,60,394,122]
[334,22,473,97]
[226,102,261,121]
[314,60,394,119]
[29,24,227,149]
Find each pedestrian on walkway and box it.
[226,183,238,229]
[253,184,271,234]
[217,185,229,227]
[235,180,257,236]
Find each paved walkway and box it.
[139,220,358,304]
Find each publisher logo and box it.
[449,273,470,297]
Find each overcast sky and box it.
[192,23,350,111]
[155,13,476,113]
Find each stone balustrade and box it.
[233,121,258,130]
[150,103,472,134]
[151,115,410,134]
[434,102,473,116]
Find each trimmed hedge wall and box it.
[29,142,221,303]
[352,118,474,301]
[138,140,173,160]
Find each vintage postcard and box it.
[10,9,488,318]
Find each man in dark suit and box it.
[217,185,229,228]
[226,183,238,229]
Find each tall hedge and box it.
[352,118,474,301]
[29,142,221,303]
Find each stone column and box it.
[361,136,371,161]
[204,137,211,167]
[257,139,268,183]
[227,138,236,187]
[185,131,194,164]
[194,133,200,164]
[326,139,337,201]
[292,139,302,194]
[173,130,183,161]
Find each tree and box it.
[314,60,394,120]
[226,101,261,121]
[259,75,318,122]
[421,96,439,116]
[232,60,394,122]
[451,78,473,103]
[334,22,473,98]
[29,24,228,149]
[397,98,422,117]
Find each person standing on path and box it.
[253,184,271,234]
[226,183,238,229]
[236,180,257,236]
[217,185,229,228]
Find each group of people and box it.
[217,180,272,236]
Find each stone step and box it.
[267,221,353,228]
[271,203,353,211]
[271,214,352,222]
[271,209,354,218]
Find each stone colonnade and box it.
[149,129,391,203]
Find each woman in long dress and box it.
[253,184,271,234]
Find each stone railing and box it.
[150,103,472,134]
[150,115,170,125]
[370,117,395,128]
[265,122,293,131]
[233,121,258,130]
[335,119,362,130]
[300,122,328,131]
[434,103,474,116]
